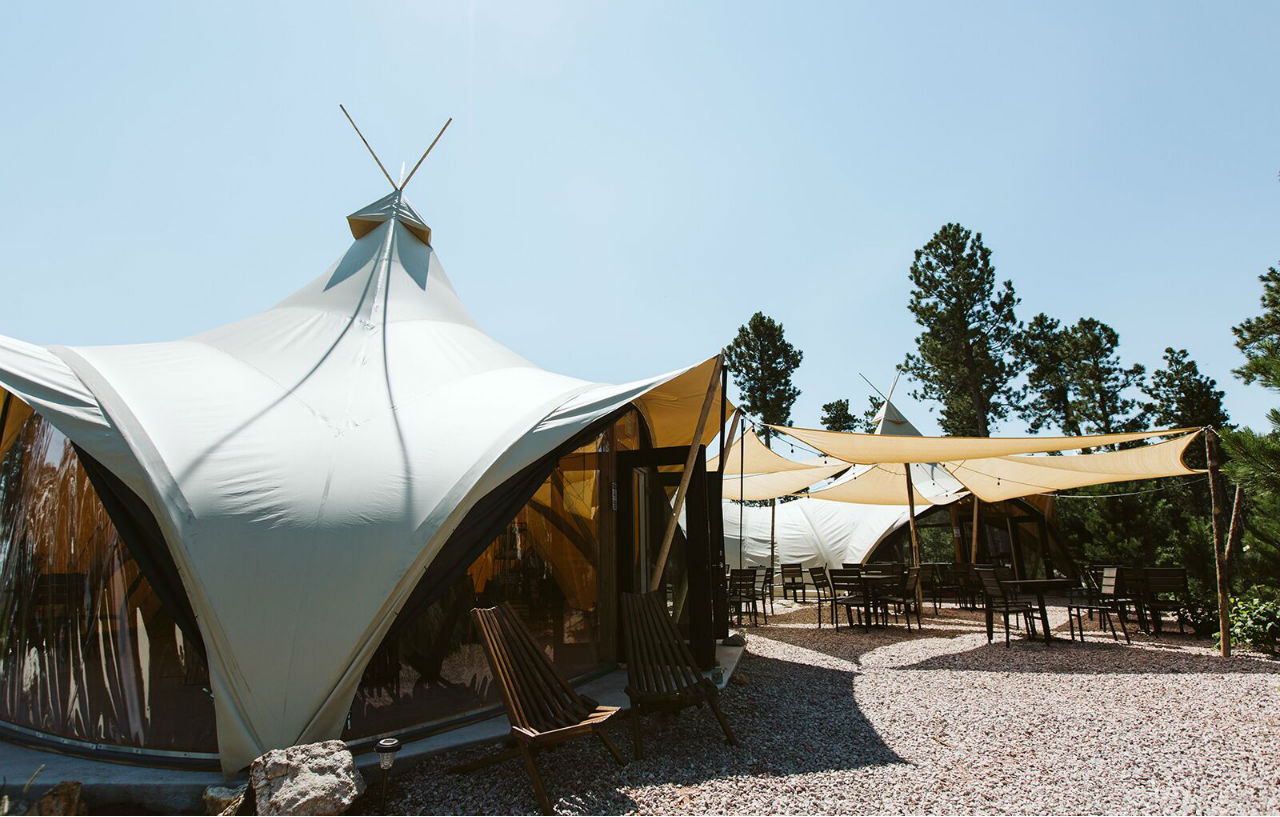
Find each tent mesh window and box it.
[0,410,217,753]
[345,418,631,740]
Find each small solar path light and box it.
[375,737,401,812]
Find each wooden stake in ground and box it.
[649,356,722,592]
[1205,428,1231,658]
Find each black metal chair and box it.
[780,562,807,603]
[973,567,1037,646]
[1066,566,1132,644]
[829,568,865,629]
[754,566,775,622]
[880,567,923,631]
[728,568,759,626]
[808,566,835,628]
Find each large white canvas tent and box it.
[723,498,909,570]
[0,187,722,771]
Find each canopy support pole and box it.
[1205,428,1231,657]
[904,464,923,608]
[970,497,981,563]
[739,417,745,570]
[1225,484,1242,575]
[769,499,776,575]
[650,356,722,592]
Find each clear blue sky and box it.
[2,2,1276,436]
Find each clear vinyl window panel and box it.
[0,410,216,752]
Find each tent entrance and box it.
[615,445,717,669]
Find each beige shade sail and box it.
[946,433,1202,502]
[720,463,849,501]
[807,462,966,506]
[772,424,1197,463]
[709,428,836,475]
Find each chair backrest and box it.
[780,563,804,581]
[729,569,757,596]
[808,566,832,597]
[828,568,861,596]
[621,591,704,696]
[757,566,774,592]
[471,603,589,735]
[1099,566,1122,597]
[1118,566,1146,596]
[1144,567,1189,597]
[972,567,1007,601]
[902,566,921,594]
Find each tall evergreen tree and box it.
[1013,313,1079,434]
[1143,347,1230,430]
[1231,262,1280,385]
[819,396,884,433]
[724,312,804,443]
[1067,318,1146,436]
[900,223,1019,436]
[819,399,858,432]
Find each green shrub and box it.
[1228,594,1280,655]
[1180,595,1222,638]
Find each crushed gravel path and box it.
[372,601,1280,815]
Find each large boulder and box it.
[203,784,247,815]
[249,741,365,816]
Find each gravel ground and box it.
[367,600,1280,815]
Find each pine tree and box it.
[901,223,1019,436]
[819,399,858,431]
[724,312,804,442]
[1143,347,1230,430]
[1066,318,1146,436]
[1231,263,1280,385]
[1013,313,1079,434]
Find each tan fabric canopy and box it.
[709,428,835,475]
[721,464,849,501]
[778,425,1203,504]
[771,425,1197,463]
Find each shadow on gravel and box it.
[755,619,981,667]
[364,650,902,815]
[893,638,1280,675]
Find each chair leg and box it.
[630,707,644,760]
[1067,607,1077,642]
[1003,611,1011,646]
[707,695,739,746]
[520,745,554,815]
[595,725,627,766]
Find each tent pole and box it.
[904,464,923,608]
[1205,428,1231,657]
[720,409,741,569]
[649,356,722,592]
[769,498,776,574]
[739,418,746,570]
[970,497,981,563]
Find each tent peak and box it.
[347,189,433,246]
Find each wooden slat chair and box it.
[828,568,865,630]
[451,603,626,815]
[880,566,924,631]
[620,591,739,760]
[728,568,760,626]
[1143,567,1191,634]
[780,562,807,602]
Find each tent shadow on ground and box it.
[891,637,1280,675]
[365,651,902,816]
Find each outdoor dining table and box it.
[995,577,1073,645]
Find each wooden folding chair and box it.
[450,603,626,814]
[621,591,738,759]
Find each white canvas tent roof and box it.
[0,188,721,771]
[723,497,909,570]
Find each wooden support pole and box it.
[904,464,923,607]
[769,498,777,572]
[1205,428,1231,658]
[904,465,921,568]
[1225,485,1242,575]
[970,496,981,563]
[649,356,723,592]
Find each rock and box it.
[203,784,246,815]
[27,782,85,816]
[722,633,747,647]
[249,740,365,816]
